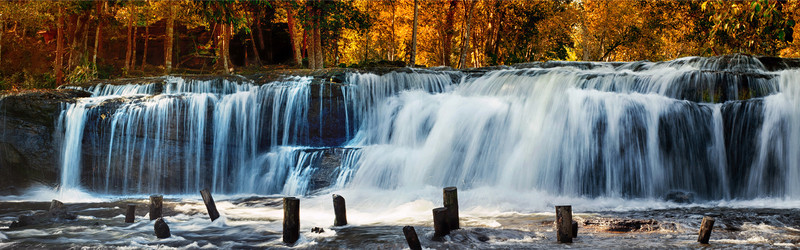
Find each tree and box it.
[165,1,174,74]
[442,0,458,66]
[410,0,418,67]
[457,0,476,69]
[56,6,64,85]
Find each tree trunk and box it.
[56,8,64,85]
[164,2,174,74]
[93,1,104,67]
[390,2,396,61]
[305,3,316,69]
[131,26,137,71]
[410,0,419,67]
[222,24,230,73]
[314,3,323,69]
[443,0,458,67]
[458,1,476,69]
[124,15,133,75]
[0,19,4,64]
[141,25,149,69]
[287,5,301,66]
[249,28,262,66]
[255,10,265,50]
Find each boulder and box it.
[154,218,171,238]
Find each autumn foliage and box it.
[0,0,798,89]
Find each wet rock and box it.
[585,218,666,232]
[154,218,171,238]
[311,227,325,233]
[665,191,695,204]
[8,200,77,229]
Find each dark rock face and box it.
[665,191,695,204]
[0,89,92,193]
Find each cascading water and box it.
[54,55,800,202]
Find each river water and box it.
[2,55,800,248]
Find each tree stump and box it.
[403,226,422,250]
[283,197,300,244]
[149,195,163,220]
[125,204,136,223]
[698,216,715,244]
[443,187,459,230]
[556,205,573,243]
[200,189,220,221]
[332,194,347,226]
[154,218,171,238]
[432,207,450,241]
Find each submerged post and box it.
[432,207,450,241]
[154,218,171,238]
[443,187,459,230]
[200,189,220,221]
[283,197,300,244]
[403,226,422,250]
[149,195,163,220]
[572,220,578,238]
[556,205,573,243]
[698,216,715,244]
[125,204,136,223]
[332,194,347,226]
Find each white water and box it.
[53,56,800,203]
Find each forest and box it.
[0,0,797,90]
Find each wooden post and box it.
[698,216,715,244]
[125,204,136,223]
[443,187,459,230]
[332,194,347,226]
[154,218,171,238]
[283,197,300,244]
[572,221,578,238]
[432,207,450,241]
[556,205,573,243]
[403,226,422,250]
[149,195,163,220]
[200,189,220,221]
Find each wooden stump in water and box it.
[332,194,347,226]
[403,226,422,250]
[200,189,220,221]
[125,204,136,223]
[154,218,171,238]
[572,220,578,238]
[149,195,163,220]
[432,207,450,241]
[283,197,300,244]
[556,205,573,243]
[698,216,715,244]
[443,187,459,230]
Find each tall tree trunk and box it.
[458,1,476,69]
[141,25,149,69]
[69,14,86,71]
[131,26,137,71]
[255,10,265,50]
[305,4,316,69]
[222,24,230,73]
[1,19,4,64]
[443,0,458,67]
[249,28,262,66]
[56,8,64,86]
[287,5,301,66]
[410,0,419,67]
[164,2,174,74]
[93,1,104,68]
[124,15,132,75]
[314,8,323,69]
[390,2,396,61]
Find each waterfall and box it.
[54,55,800,200]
